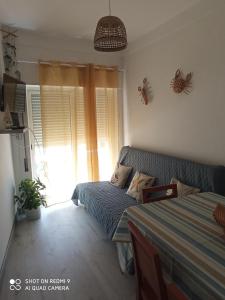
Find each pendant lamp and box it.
[94,0,127,52]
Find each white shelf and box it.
[0,128,28,134]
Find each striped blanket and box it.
[112,192,225,300]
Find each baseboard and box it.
[0,219,15,285]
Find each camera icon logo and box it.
[9,279,22,291]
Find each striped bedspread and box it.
[112,192,225,300]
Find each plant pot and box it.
[25,207,41,220]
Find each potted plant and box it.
[14,178,47,220]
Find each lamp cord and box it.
[109,0,111,16]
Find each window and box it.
[27,84,121,205]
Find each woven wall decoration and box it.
[138,78,151,105]
[1,27,20,79]
[170,69,193,95]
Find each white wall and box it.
[0,30,15,272]
[124,1,225,165]
[16,30,123,84]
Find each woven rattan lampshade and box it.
[94,16,127,52]
[94,0,127,52]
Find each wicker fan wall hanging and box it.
[171,69,193,95]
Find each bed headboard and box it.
[119,146,225,196]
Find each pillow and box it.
[126,171,155,203]
[167,177,200,197]
[213,203,225,227]
[110,164,132,188]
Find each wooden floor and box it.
[0,202,136,300]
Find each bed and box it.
[72,146,225,239]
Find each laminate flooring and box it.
[0,201,135,300]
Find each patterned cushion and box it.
[167,177,200,197]
[110,164,132,188]
[213,204,225,227]
[126,171,155,203]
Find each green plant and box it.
[14,178,47,210]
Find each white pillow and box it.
[126,171,155,203]
[110,164,132,188]
[167,177,200,197]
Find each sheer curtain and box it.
[39,62,119,204]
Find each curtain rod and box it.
[17,60,125,72]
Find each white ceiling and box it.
[0,0,200,42]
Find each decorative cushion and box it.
[167,177,200,197]
[213,204,225,227]
[110,164,132,188]
[126,171,155,203]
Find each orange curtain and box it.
[83,64,99,181]
[39,62,119,184]
[94,67,119,179]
